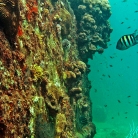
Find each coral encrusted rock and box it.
[69,0,113,62]
[0,0,19,45]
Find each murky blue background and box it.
[89,0,138,137]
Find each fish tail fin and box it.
[135,35,138,43]
[133,30,138,43]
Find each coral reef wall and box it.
[69,0,112,62]
[0,0,111,137]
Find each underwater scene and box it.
[89,0,138,138]
[0,0,137,138]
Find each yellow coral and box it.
[56,113,67,134]
[53,14,61,21]
[62,71,67,80]
[30,64,44,81]
[65,71,76,79]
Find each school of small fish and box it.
[92,0,138,122]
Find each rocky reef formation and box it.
[0,0,111,137]
[69,0,113,62]
[0,0,19,46]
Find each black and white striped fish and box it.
[116,33,138,50]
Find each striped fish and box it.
[116,33,138,50]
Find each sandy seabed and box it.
[93,122,129,138]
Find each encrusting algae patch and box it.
[0,0,112,137]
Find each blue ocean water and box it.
[88,0,138,137]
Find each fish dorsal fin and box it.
[134,29,137,33]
